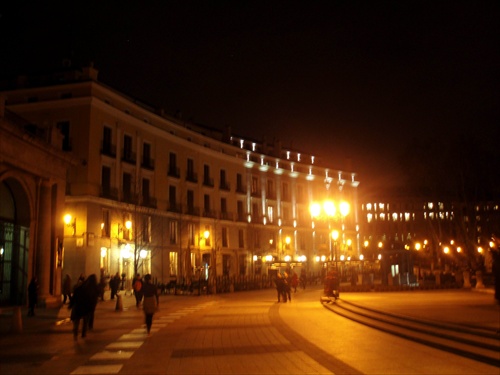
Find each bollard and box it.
[11,306,23,333]
[115,294,123,311]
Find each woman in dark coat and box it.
[85,274,100,331]
[69,278,91,339]
[142,274,158,335]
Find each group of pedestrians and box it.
[274,270,299,302]
[68,273,99,340]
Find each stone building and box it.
[0,96,75,306]
[1,64,359,297]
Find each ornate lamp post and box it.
[310,200,350,271]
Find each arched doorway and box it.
[0,179,31,306]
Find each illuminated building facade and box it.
[1,65,360,294]
[360,191,500,284]
[0,97,74,306]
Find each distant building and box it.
[1,64,360,300]
[359,188,499,284]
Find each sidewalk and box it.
[0,290,140,335]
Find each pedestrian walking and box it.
[274,273,286,302]
[109,272,120,300]
[132,273,143,308]
[142,274,159,335]
[284,272,292,302]
[27,276,38,316]
[69,277,91,339]
[85,274,100,331]
[62,274,72,304]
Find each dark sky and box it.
[1,1,499,192]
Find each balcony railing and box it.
[168,166,180,178]
[140,196,156,208]
[219,212,234,221]
[100,186,119,200]
[101,142,117,157]
[236,185,246,194]
[203,177,214,187]
[219,181,231,191]
[186,172,198,183]
[122,150,136,164]
[184,206,200,216]
[141,158,155,170]
[167,202,182,213]
[203,210,217,218]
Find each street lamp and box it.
[310,200,350,267]
[332,230,339,273]
[64,214,76,236]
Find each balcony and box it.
[266,191,276,200]
[101,142,117,157]
[122,191,137,204]
[141,196,157,208]
[100,186,119,200]
[219,212,234,221]
[186,172,198,183]
[203,209,217,218]
[168,166,180,178]
[219,181,231,191]
[167,202,182,213]
[203,177,214,187]
[251,190,261,198]
[236,185,246,194]
[141,157,155,171]
[122,150,136,164]
[184,206,200,216]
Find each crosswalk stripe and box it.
[70,364,123,374]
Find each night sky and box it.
[1,1,498,193]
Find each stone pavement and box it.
[0,287,498,374]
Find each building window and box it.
[204,194,211,215]
[221,198,227,214]
[187,190,194,214]
[188,223,195,246]
[238,229,244,248]
[142,142,152,169]
[187,158,196,182]
[123,172,133,203]
[142,178,150,204]
[57,121,71,151]
[123,134,133,161]
[236,173,244,193]
[282,182,290,201]
[222,227,228,247]
[267,206,274,223]
[169,252,178,276]
[169,185,177,212]
[102,126,113,155]
[101,209,110,237]
[251,176,259,195]
[267,179,275,199]
[237,201,244,221]
[203,165,213,186]
[220,169,229,190]
[101,166,111,196]
[169,220,178,244]
[168,153,179,177]
[142,216,151,243]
